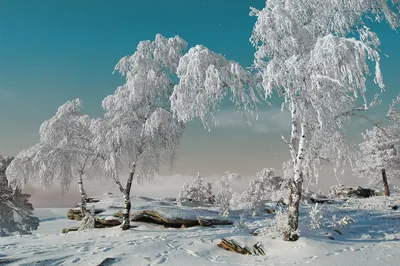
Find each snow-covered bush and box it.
[176,173,213,206]
[255,211,292,239]
[231,168,285,215]
[0,156,39,237]
[216,192,230,218]
[309,203,323,229]
[232,214,249,232]
[331,215,354,233]
[215,172,240,217]
[78,212,96,231]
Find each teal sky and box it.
[1,0,400,178]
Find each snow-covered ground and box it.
[1,194,399,266]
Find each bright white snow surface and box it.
[1,193,399,266]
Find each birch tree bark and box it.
[77,171,88,216]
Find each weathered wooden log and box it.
[217,238,265,255]
[197,216,233,227]
[95,217,122,228]
[310,198,334,204]
[87,197,100,203]
[218,239,252,255]
[67,209,83,221]
[61,227,79,234]
[67,208,105,220]
[252,242,266,255]
[330,186,376,198]
[113,211,123,218]
[131,210,232,228]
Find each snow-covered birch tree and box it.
[6,99,103,216]
[250,0,400,240]
[92,34,186,230]
[354,124,400,195]
[171,0,400,241]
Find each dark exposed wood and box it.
[61,227,79,234]
[381,168,390,196]
[217,238,265,255]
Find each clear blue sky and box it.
[1,0,400,176]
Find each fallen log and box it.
[329,185,377,198]
[217,238,265,255]
[197,216,233,227]
[310,198,335,204]
[131,210,232,228]
[87,197,100,203]
[67,208,105,220]
[61,227,79,234]
[95,217,122,228]
[218,239,251,255]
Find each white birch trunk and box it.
[78,171,88,216]
[120,161,137,231]
[285,121,306,241]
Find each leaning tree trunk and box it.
[381,168,390,196]
[120,162,137,231]
[78,171,88,216]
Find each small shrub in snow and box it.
[256,211,293,239]
[216,191,231,218]
[215,172,240,217]
[231,168,285,216]
[78,212,96,231]
[233,214,249,232]
[309,203,323,229]
[176,173,213,206]
[331,215,354,233]
[361,234,372,239]
[273,211,292,237]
